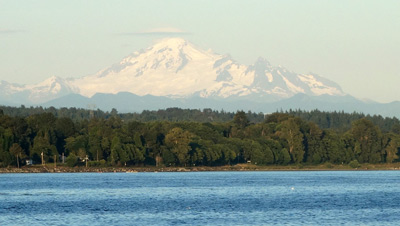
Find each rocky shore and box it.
[0,165,253,173]
[1,163,400,173]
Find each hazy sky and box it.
[0,0,399,103]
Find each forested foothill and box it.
[1,105,400,168]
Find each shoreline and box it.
[1,163,400,173]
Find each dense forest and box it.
[2,105,399,132]
[1,106,400,168]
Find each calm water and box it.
[1,171,400,225]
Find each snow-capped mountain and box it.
[71,38,344,100]
[0,76,77,104]
[1,37,344,107]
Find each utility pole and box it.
[62,152,65,164]
[85,155,89,168]
[41,152,44,166]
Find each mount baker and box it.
[0,38,345,106]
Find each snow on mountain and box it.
[1,37,344,105]
[72,37,344,100]
[25,76,78,103]
[0,76,77,104]
[74,38,229,97]
[0,80,23,95]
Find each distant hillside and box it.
[38,92,400,117]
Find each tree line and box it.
[1,107,400,168]
[2,105,398,132]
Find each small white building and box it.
[26,159,33,166]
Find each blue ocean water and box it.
[0,171,400,225]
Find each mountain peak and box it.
[30,75,64,88]
[1,38,346,104]
[254,57,271,67]
[151,37,188,50]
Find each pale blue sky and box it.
[0,0,399,103]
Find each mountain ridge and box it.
[2,37,398,116]
[0,37,344,103]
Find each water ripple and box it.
[1,171,400,225]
